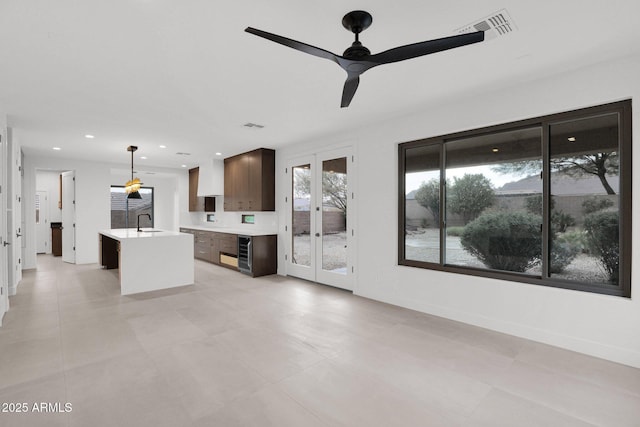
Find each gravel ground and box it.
[292,232,347,272]
[292,228,610,284]
[405,228,609,284]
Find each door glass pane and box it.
[445,127,542,274]
[292,164,311,266]
[404,144,441,263]
[321,158,347,274]
[549,113,620,286]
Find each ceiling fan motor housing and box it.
[343,41,371,58]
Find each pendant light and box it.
[125,145,142,199]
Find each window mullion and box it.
[440,142,446,266]
[541,123,551,279]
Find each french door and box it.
[287,148,353,290]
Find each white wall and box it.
[23,156,182,270]
[276,54,640,368]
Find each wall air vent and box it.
[455,9,517,41]
[243,122,265,129]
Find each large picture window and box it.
[110,186,154,229]
[399,100,631,297]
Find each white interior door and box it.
[287,148,354,290]
[13,140,22,286]
[36,191,49,253]
[61,171,75,263]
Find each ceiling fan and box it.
[245,10,485,108]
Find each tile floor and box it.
[1,254,639,426]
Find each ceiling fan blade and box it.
[341,74,360,108]
[245,27,339,63]
[369,31,484,65]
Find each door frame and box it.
[36,190,49,253]
[61,171,76,264]
[285,146,355,291]
[286,155,316,282]
[0,126,8,319]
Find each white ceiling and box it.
[1,1,639,170]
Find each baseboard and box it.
[355,288,640,369]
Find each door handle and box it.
[315,233,320,237]
[3,241,10,246]
[16,233,22,238]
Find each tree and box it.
[492,152,618,195]
[293,168,347,216]
[322,171,347,215]
[293,168,311,199]
[414,178,440,223]
[448,174,495,223]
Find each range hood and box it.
[196,158,224,196]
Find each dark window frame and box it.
[398,100,632,297]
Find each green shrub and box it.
[549,236,579,273]
[446,226,465,237]
[460,211,542,272]
[582,197,614,215]
[559,229,589,254]
[583,211,619,284]
[551,211,576,233]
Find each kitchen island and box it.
[99,229,194,295]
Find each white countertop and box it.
[99,229,194,295]
[179,225,277,236]
[100,228,186,240]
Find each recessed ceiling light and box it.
[159,145,167,148]
[181,164,187,168]
[52,147,61,150]
[568,136,576,142]
[215,152,222,156]
[140,156,147,160]
[492,147,499,153]
[85,134,95,139]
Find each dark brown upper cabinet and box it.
[188,167,215,212]
[224,148,275,212]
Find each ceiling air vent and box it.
[243,122,265,129]
[455,9,517,40]
[175,152,191,156]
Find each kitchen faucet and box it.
[137,213,152,232]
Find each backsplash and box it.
[186,210,278,231]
